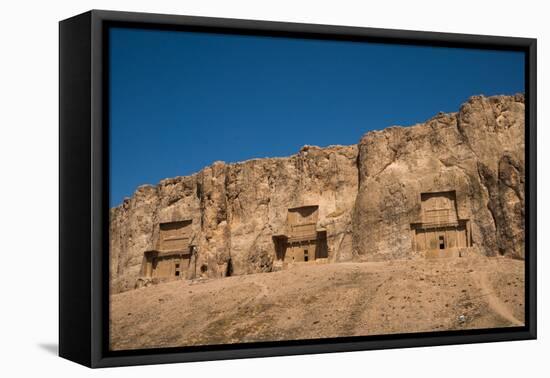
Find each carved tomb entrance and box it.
[273,205,328,264]
[142,220,193,279]
[410,191,471,257]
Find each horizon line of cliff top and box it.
[113,93,524,208]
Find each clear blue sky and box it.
[109,27,524,207]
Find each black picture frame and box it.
[59,9,537,368]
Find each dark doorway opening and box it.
[439,235,445,250]
[225,258,233,277]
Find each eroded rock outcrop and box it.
[352,94,525,261]
[110,94,525,293]
[110,145,358,293]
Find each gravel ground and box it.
[110,255,524,351]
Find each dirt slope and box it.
[110,256,524,351]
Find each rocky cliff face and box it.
[352,94,525,261]
[110,145,359,293]
[110,94,525,293]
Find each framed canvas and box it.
[59,10,537,368]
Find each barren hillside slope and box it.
[110,256,524,350]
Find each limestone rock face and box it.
[110,145,359,293]
[110,94,525,293]
[352,95,525,261]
